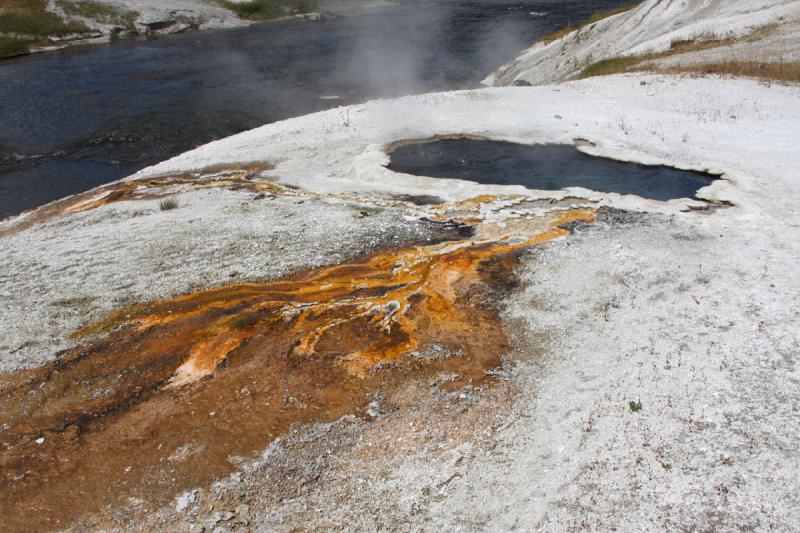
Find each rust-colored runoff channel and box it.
[0,163,276,239]
[0,208,595,531]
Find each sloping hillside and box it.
[489,0,800,86]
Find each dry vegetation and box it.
[538,2,640,45]
[577,24,797,84]
[661,60,800,83]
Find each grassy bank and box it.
[661,60,800,84]
[0,0,92,58]
[0,0,318,59]
[0,35,33,57]
[0,2,88,35]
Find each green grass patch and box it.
[56,0,137,27]
[0,0,92,45]
[159,198,179,211]
[0,9,89,36]
[577,55,644,78]
[0,35,33,57]
[220,0,316,20]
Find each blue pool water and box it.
[388,140,718,201]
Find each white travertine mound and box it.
[99,74,800,531]
[489,0,800,86]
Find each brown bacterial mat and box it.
[0,207,595,531]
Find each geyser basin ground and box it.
[388,140,718,201]
[0,169,595,530]
[2,75,800,530]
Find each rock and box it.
[206,510,234,527]
[176,490,197,512]
[366,400,384,419]
[136,18,177,33]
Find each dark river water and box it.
[0,0,627,218]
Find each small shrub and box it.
[629,399,643,412]
[159,198,178,211]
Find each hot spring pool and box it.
[387,140,718,201]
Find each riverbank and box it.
[0,0,236,59]
[0,0,364,60]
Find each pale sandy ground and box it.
[489,0,800,86]
[0,190,450,373]
[46,0,248,37]
[89,0,244,28]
